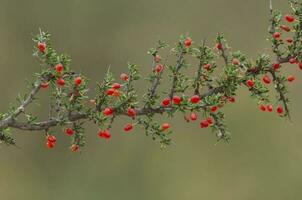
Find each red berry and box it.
[204,63,211,70]
[200,120,209,128]
[106,88,115,95]
[190,95,200,104]
[120,73,129,81]
[103,107,114,116]
[246,79,255,88]
[56,78,65,86]
[113,90,121,97]
[124,123,133,132]
[162,98,171,106]
[40,82,49,89]
[172,95,182,105]
[74,76,82,86]
[299,63,302,70]
[162,123,170,131]
[285,14,295,23]
[190,112,198,121]
[273,63,280,70]
[65,128,75,136]
[46,141,55,149]
[211,106,218,112]
[216,43,222,50]
[206,117,213,125]
[262,75,271,84]
[289,58,297,64]
[277,105,284,114]
[47,135,56,143]
[259,105,266,111]
[71,144,79,152]
[232,58,240,65]
[37,42,46,53]
[228,97,236,103]
[154,55,161,63]
[280,25,291,32]
[286,38,293,43]
[287,75,295,82]
[112,83,121,89]
[273,32,281,39]
[267,104,273,112]
[98,130,111,139]
[55,63,63,73]
[155,64,164,73]
[127,108,136,117]
[184,37,192,48]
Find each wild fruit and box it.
[124,123,133,132]
[65,128,75,136]
[190,95,200,104]
[120,73,129,81]
[173,95,182,105]
[98,130,111,139]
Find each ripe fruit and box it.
[259,105,266,111]
[211,106,218,112]
[46,141,55,149]
[112,83,121,89]
[98,130,111,139]
[124,123,133,132]
[37,42,46,53]
[47,135,56,143]
[299,63,302,70]
[206,117,213,125]
[204,63,211,70]
[190,95,200,104]
[71,144,79,152]
[127,108,136,118]
[74,76,82,86]
[103,107,114,116]
[262,75,271,84]
[246,79,255,88]
[232,58,240,65]
[216,43,222,50]
[40,82,49,89]
[162,123,170,131]
[155,64,164,73]
[285,14,295,23]
[286,38,293,43]
[106,88,115,95]
[112,90,121,97]
[65,128,75,136]
[200,120,209,128]
[184,37,192,48]
[172,95,182,105]
[190,112,198,121]
[57,78,65,86]
[162,98,171,106]
[55,63,63,73]
[228,97,236,103]
[273,32,281,39]
[277,105,284,114]
[280,25,291,32]
[289,58,297,64]
[267,104,273,112]
[120,73,129,81]
[273,63,280,70]
[287,75,295,82]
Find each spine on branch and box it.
[0,0,301,151]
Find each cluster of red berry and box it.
[37,44,83,89]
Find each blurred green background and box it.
[0,0,302,199]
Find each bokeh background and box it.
[0,0,302,199]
